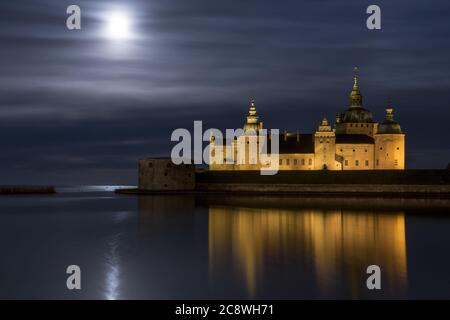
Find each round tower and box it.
[374,105,405,169]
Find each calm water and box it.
[1,187,450,299]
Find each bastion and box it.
[138,158,195,191]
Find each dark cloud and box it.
[0,0,450,184]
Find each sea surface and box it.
[0,186,450,299]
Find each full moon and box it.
[104,12,132,40]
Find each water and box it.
[0,187,450,299]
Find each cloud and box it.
[0,0,450,183]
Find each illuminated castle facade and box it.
[210,69,405,171]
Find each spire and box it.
[353,66,359,91]
[243,97,262,131]
[349,66,363,107]
[385,104,394,122]
[248,97,257,116]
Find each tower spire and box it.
[349,66,362,107]
[353,66,359,90]
[243,97,262,131]
[249,97,256,116]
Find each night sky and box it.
[0,0,449,185]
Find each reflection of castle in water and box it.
[136,195,410,298]
[208,205,408,298]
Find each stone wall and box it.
[138,158,195,191]
[196,183,450,195]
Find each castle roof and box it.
[336,67,374,124]
[377,106,403,134]
[335,134,374,144]
[278,134,315,154]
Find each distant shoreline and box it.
[0,186,55,195]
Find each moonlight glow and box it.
[104,12,132,40]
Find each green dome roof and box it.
[377,107,402,134]
[340,106,374,123]
[339,67,374,123]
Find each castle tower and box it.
[314,117,336,170]
[335,67,377,136]
[243,97,263,132]
[374,105,405,169]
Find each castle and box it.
[209,68,405,171]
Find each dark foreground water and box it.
[1,187,450,299]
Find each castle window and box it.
[308,159,312,165]
[355,160,359,166]
[279,159,283,165]
[365,160,369,166]
[397,147,400,150]
[395,159,398,166]
[376,159,379,166]
[366,124,369,127]
[360,124,363,127]
[365,149,367,152]
[340,149,343,152]
[326,139,330,143]
[380,147,383,150]
[350,124,353,127]
[353,149,355,152]
[286,159,290,165]
[344,160,348,166]
[301,159,305,165]
[294,159,298,165]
